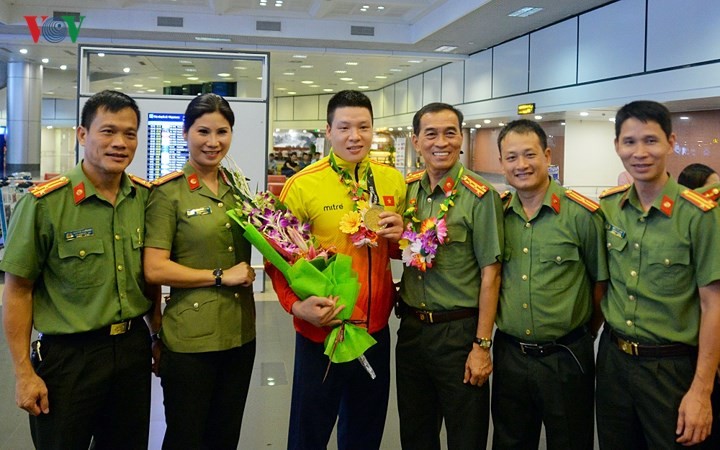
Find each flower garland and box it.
[330,153,379,248]
[399,168,462,271]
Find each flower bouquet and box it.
[223,158,377,377]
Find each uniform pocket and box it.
[57,238,105,287]
[647,244,691,295]
[176,296,219,339]
[539,243,581,290]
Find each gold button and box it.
[420,303,426,308]
[218,202,224,208]
[555,256,562,262]
[521,274,528,281]
[525,329,532,336]
[115,234,121,241]
[639,217,645,223]
[626,320,633,327]
[634,243,639,249]
[417,275,422,280]
[628,295,635,301]
[136,228,141,233]
[228,246,234,252]
[193,302,199,309]
[630,270,637,277]
[664,258,670,266]
[607,243,612,249]
[426,197,432,203]
[525,223,531,228]
[234,293,240,298]
[225,223,231,229]
[522,303,528,309]
[117,265,124,271]
[523,247,529,254]
[79,250,86,257]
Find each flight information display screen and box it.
[146,113,187,180]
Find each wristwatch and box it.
[213,268,223,287]
[473,337,493,349]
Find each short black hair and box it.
[184,93,234,133]
[497,119,548,154]
[615,100,672,139]
[412,102,463,135]
[81,90,140,129]
[327,90,373,125]
[678,163,717,189]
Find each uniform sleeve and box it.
[577,208,609,282]
[144,187,177,251]
[471,189,504,268]
[691,206,720,287]
[0,194,50,280]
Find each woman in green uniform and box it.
[143,93,256,450]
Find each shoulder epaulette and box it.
[405,170,424,184]
[500,190,512,202]
[565,189,600,212]
[29,176,69,198]
[152,170,184,186]
[680,189,717,212]
[460,174,489,198]
[129,174,153,189]
[699,185,720,201]
[599,184,631,199]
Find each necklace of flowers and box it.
[330,152,379,248]
[399,167,463,272]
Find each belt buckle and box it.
[109,321,130,336]
[519,342,539,355]
[418,311,434,324]
[619,338,639,356]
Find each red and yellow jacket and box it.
[267,152,406,343]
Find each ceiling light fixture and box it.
[19,48,28,54]
[60,65,67,70]
[194,36,231,42]
[483,119,491,124]
[301,80,314,84]
[434,45,458,53]
[580,112,589,116]
[339,77,353,81]
[323,89,334,92]
[375,75,387,79]
[218,73,231,77]
[680,116,690,120]
[408,59,423,64]
[346,62,358,66]
[41,58,49,63]
[508,7,543,17]
[359,86,369,89]
[97,53,105,57]
[334,70,347,74]
[300,65,313,69]
[534,115,542,120]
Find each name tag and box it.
[608,224,626,239]
[64,228,94,241]
[186,206,212,217]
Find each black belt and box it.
[496,325,588,357]
[608,328,696,358]
[397,300,477,325]
[41,316,143,342]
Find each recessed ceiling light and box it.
[123,67,131,73]
[185,68,197,72]
[148,76,159,79]
[323,89,334,92]
[301,80,314,84]
[195,36,231,42]
[534,115,542,120]
[19,48,28,54]
[334,70,347,74]
[288,91,297,95]
[234,66,246,70]
[310,84,319,87]
[114,87,123,90]
[359,86,369,89]
[347,81,357,85]
[60,65,67,70]
[187,77,199,81]
[339,77,353,81]
[608,118,616,122]
[179,60,192,64]
[580,111,589,116]
[434,45,458,52]
[680,116,690,120]
[408,59,423,64]
[508,7,543,17]
[41,58,49,63]
[218,73,231,77]
[346,62,358,66]
[147,89,156,92]
[292,54,306,59]
[406,126,412,130]
[360,7,367,11]
[483,119,491,124]
[46,125,53,129]
[283,72,295,76]
[498,122,505,126]
[561,122,566,125]
[375,75,387,79]
[163,80,171,83]
[389,68,402,72]
[300,65,313,69]
[133,84,143,87]
[97,52,105,57]
[257,77,263,80]
[378,6,385,10]
[462,122,467,127]
[277,87,287,91]
[475,124,481,128]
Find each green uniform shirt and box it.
[496,180,608,342]
[398,162,503,310]
[0,162,152,334]
[600,178,720,345]
[144,162,255,353]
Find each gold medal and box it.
[363,205,385,231]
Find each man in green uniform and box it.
[1,90,158,450]
[492,119,607,450]
[596,100,720,449]
[396,102,503,449]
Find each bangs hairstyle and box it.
[184,93,235,133]
[81,90,140,129]
[614,100,672,139]
[497,119,548,154]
